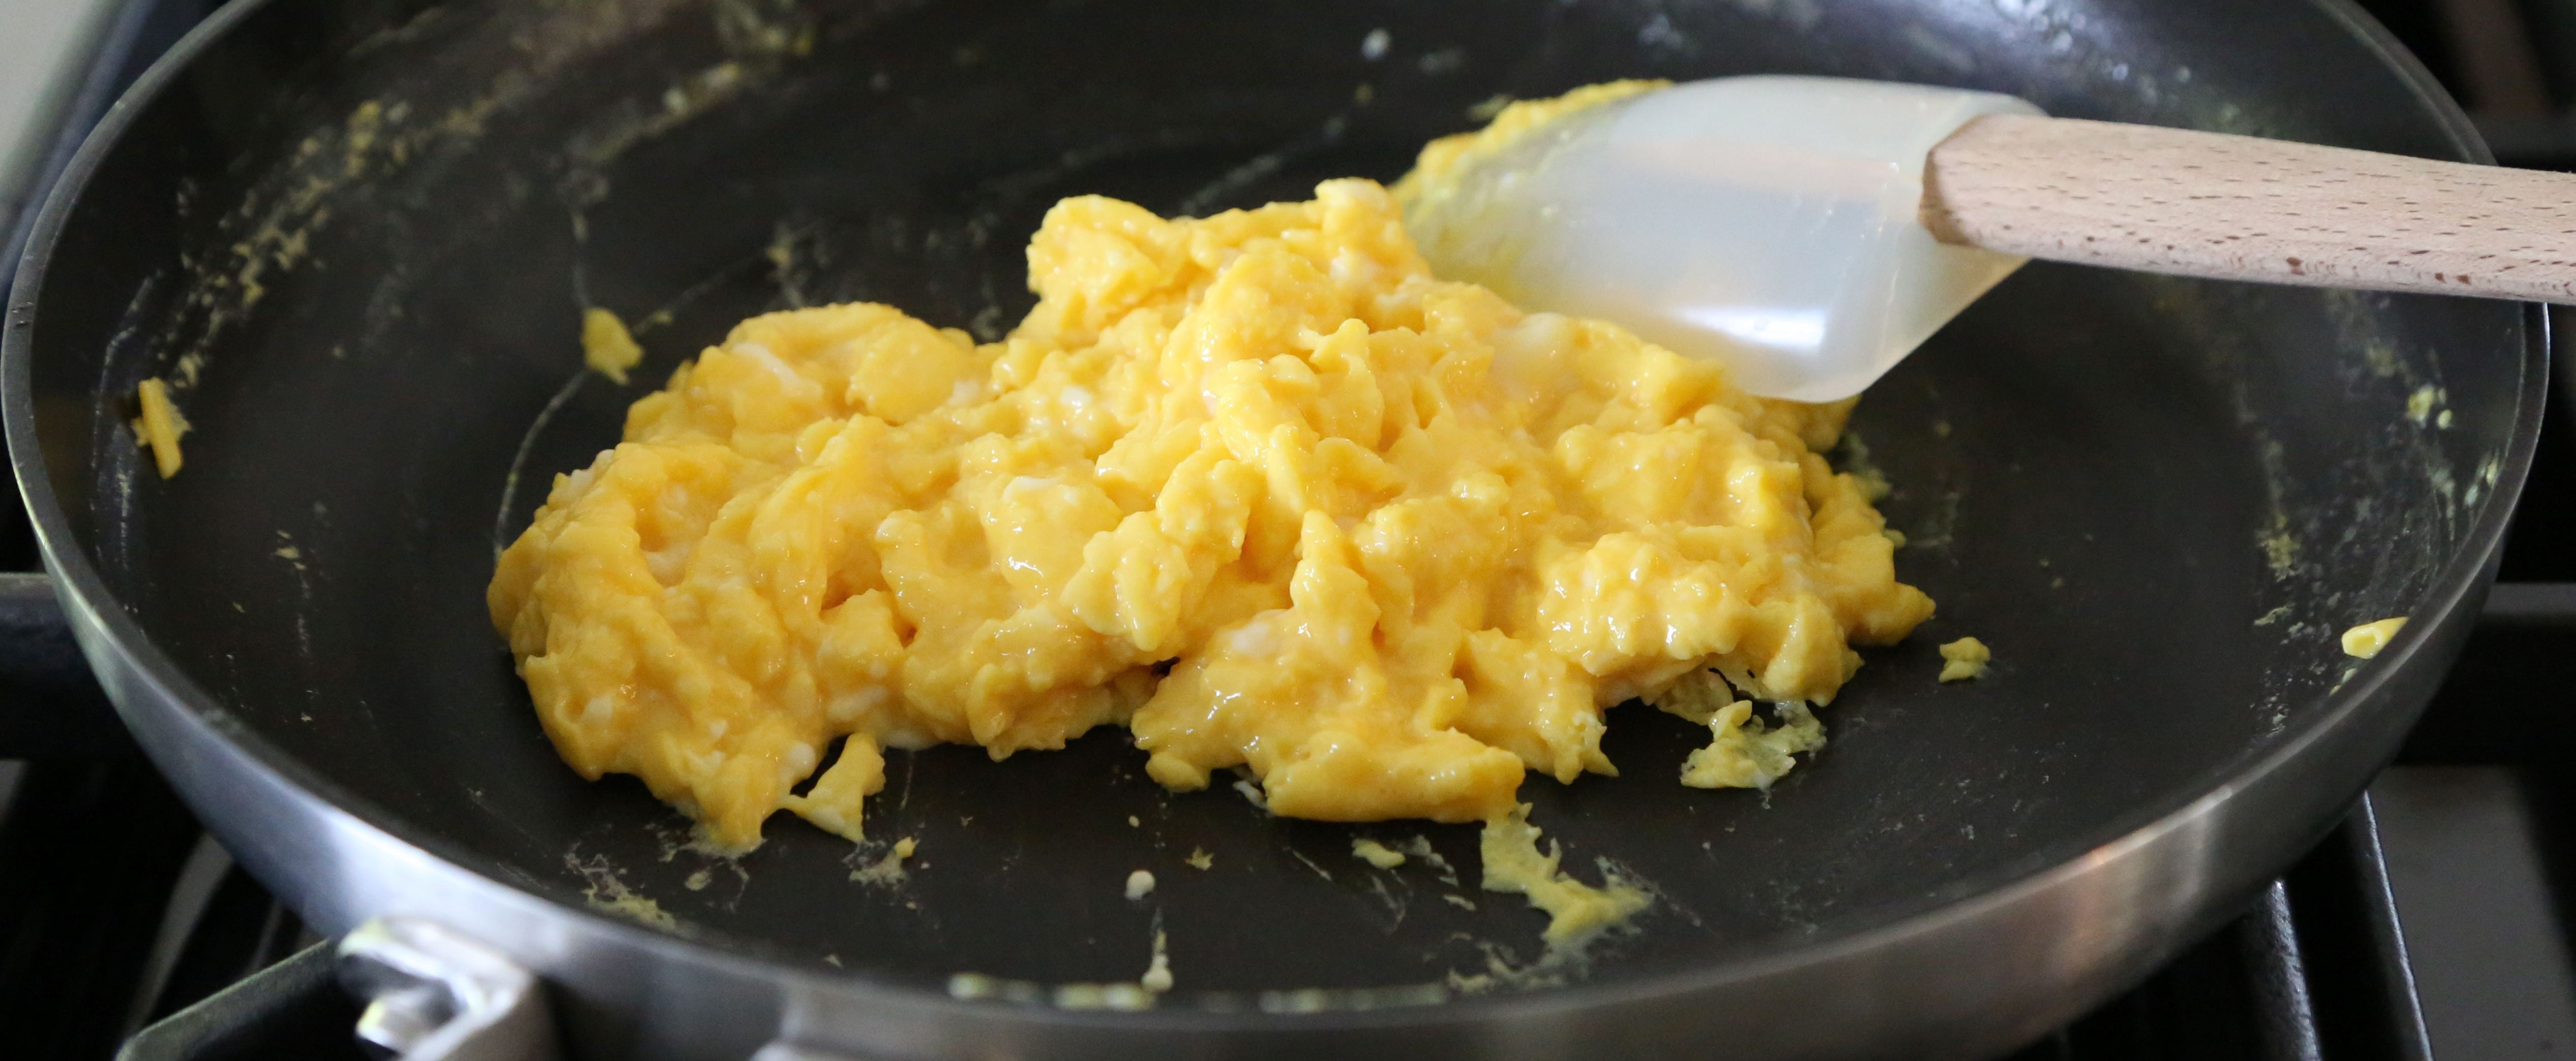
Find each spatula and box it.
[1402,76,2576,401]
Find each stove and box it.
[5,1,2575,1058]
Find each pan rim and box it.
[2,0,2547,1037]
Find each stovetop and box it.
[6,1,2576,1058]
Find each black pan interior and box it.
[18,0,2530,996]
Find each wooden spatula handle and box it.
[1921,113,2576,304]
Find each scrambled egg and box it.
[1938,636,1992,681]
[133,378,190,479]
[2341,617,2407,659]
[489,94,1935,854]
[582,307,646,385]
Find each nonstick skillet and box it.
[3,0,2545,1058]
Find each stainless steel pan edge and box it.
[3,0,2545,1057]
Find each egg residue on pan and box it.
[487,87,1938,941]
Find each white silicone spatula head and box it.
[1404,76,2042,401]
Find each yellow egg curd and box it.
[488,100,1935,854]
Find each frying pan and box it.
[3,0,2544,1058]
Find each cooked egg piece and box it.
[1141,930,1173,993]
[2341,617,2407,659]
[132,378,190,479]
[1352,838,1407,868]
[1938,637,1991,681]
[581,306,644,384]
[1648,669,1827,791]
